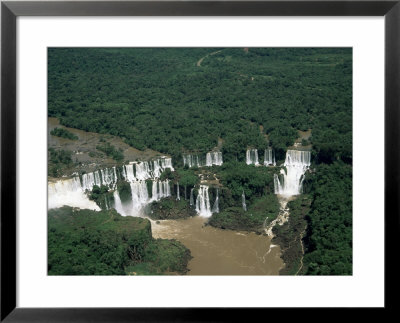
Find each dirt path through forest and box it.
[196,50,223,67]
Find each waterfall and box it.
[151,180,171,201]
[124,164,136,182]
[121,165,127,180]
[81,171,102,191]
[274,150,311,196]
[48,177,100,210]
[264,149,276,166]
[195,185,212,217]
[184,152,223,168]
[130,181,149,210]
[160,157,174,171]
[113,190,126,216]
[190,188,194,206]
[123,158,174,182]
[246,149,259,165]
[176,182,180,200]
[242,190,247,211]
[104,195,110,210]
[206,153,212,167]
[212,188,219,213]
[48,158,175,216]
[205,152,223,167]
[183,154,199,168]
[100,167,118,188]
[135,161,151,180]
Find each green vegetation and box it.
[146,197,196,220]
[218,161,275,201]
[48,48,351,164]
[48,206,191,275]
[48,148,74,177]
[50,127,78,140]
[48,48,353,275]
[302,162,352,275]
[96,142,124,162]
[88,185,114,210]
[208,194,280,233]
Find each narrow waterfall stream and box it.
[242,190,247,212]
[211,188,219,213]
[246,149,259,165]
[195,185,212,217]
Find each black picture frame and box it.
[1,0,398,321]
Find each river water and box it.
[152,217,284,275]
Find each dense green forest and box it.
[48,206,191,275]
[48,48,352,275]
[48,48,351,163]
[302,162,352,275]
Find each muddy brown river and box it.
[152,217,284,275]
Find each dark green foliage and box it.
[218,161,275,204]
[208,194,280,233]
[50,127,78,140]
[146,197,196,220]
[49,147,73,165]
[126,239,192,275]
[48,48,351,163]
[96,142,124,161]
[173,168,199,199]
[160,168,174,181]
[48,206,191,275]
[303,162,352,275]
[48,148,74,177]
[116,180,131,203]
[89,185,113,209]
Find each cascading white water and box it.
[124,164,136,182]
[151,180,171,201]
[206,153,212,167]
[274,150,311,196]
[264,149,276,166]
[205,152,223,167]
[184,152,223,168]
[190,188,194,206]
[135,161,152,180]
[212,188,219,213]
[246,149,259,165]
[48,157,174,215]
[81,171,102,191]
[48,177,100,210]
[183,154,200,168]
[122,157,174,181]
[100,167,118,188]
[195,185,212,217]
[130,181,149,210]
[176,182,180,200]
[242,190,247,211]
[159,157,174,171]
[113,190,126,216]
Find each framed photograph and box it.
[1,0,398,320]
